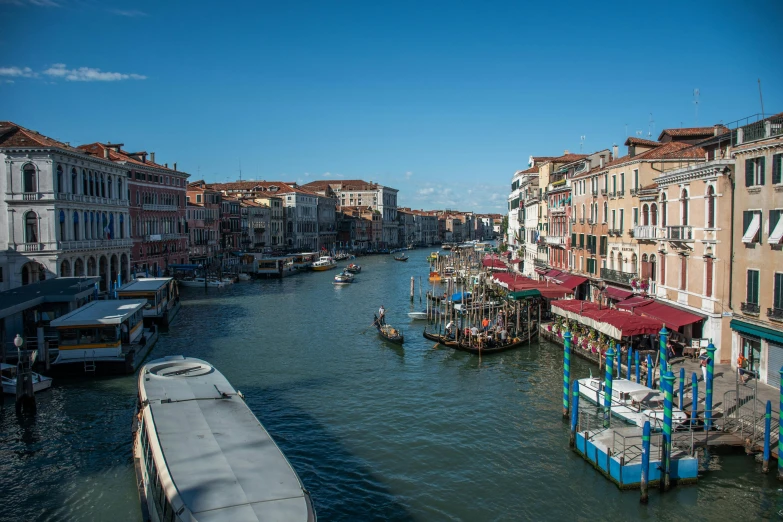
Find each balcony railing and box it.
[11,242,57,252]
[54,193,126,205]
[142,203,178,212]
[587,219,595,225]
[550,206,566,214]
[617,189,625,197]
[600,189,607,196]
[666,225,694,241]
[608,228,622,236]
[534,258,548,268]
[741,302,760,315]
[601,267,636,286]
[59,238,133,250]
[545,235,567,246]
[630,188,638,197]
[768,307,783,321]
[591,189,598,197]
[609,191,616,198]
[579,218,585,224]
[633,225,659,240]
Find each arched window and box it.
[651,203,658,226]
[706,186,715,228]
[581,204,586,220]
[107,176,113,200]
[59,210,66,241]
[56,165,64,193]
[88,172,94,196]
[609,251,615,270]
[73,212,80,240]
[603,202,608,223]
[71,168,78,194]
[681,189,689,226]
[631,253,638,274]
[100,173,105,198]
[23,164,36,193]
[660,194,667,227]
[650,254,657,282]
[82,169,88,195]
[617,253,624,272]
[119,214,124,239]
[117,178,122,200]
[642,204,649,226]
[24,211,38,243]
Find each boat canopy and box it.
[50,299,145,327]
[118,277,173,293]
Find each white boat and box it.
[134,356,316,521]
[407,311,428,320]
[311,256,337,271]
[333,273,353,285]
[177,277,226,288]
[221,276,235,285]
[1,363,53,394]
[237,273,252,281]
[577,377,689,430]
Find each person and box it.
[378,305,386,325]
[667,341,676,360]
[445,321,454,339]
[482,317,490,332]
[698,348,710,382]
[737,353,752,383]
[470,325,479,338]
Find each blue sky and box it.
[2,0,782,213]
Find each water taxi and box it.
[256,256,296,278]
[1,363,53,394]
[428,270,441,281]
[311,256,337,271]
[117,278,181,327]
[133,356,316,521]
[577,376,689,431]
[345,263,361,273]
[292,252,318,271]
[49,299,158,374]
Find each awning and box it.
[508,289,541,299]
[742,213,760,243]
[605,286,633,301]
[770,217,783,244]
[616,296,652,310]
[635,301,704,330]
[731,319,783,345]
[510,258,523,264]
[556,275,589,290]
[546,270,563,278]
[534,268,547,275]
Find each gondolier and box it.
[378,305,386,325]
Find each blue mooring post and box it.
[563,331,571,418]
[778,367,783,480]
[646,354,653,388]
[659,326,669,374]
[691,372,699,428]
[635,351,640,383]
[763,400,772,473]
[640,420,651,504]
[705,341,716,431]
[604,347,615,429]
[617,346,622,378]
[678,367,685,411]
[661,370,675,492]
[569,380,580,448]
[627,346,633,380]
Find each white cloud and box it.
[110,9,148,17]
[43,63,146,81]
[405,171,413,180]
[0,66,36,78]
[417,187,435,196]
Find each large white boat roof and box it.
[139,356,314,521]
[118,277,173,293]
[50,299,145,327]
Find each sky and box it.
[1,0,782,214]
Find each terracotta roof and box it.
[516,166,539,175]
[657,126,726,140]
[78,142,185,175]
[642,140,706,160]
[544,153,588,165]
[531,156,556,163]
[624,137,661,147]
[0,121,84,153]
[207,181,297,194]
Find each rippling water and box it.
[2,249,781,521]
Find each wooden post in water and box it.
[569,380,579,448]
[516,301,520,337]
[640,421,651,504]
[410,277,415,302]
[527,300,531,345]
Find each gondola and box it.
[375,319,404,344]
[423,327,538,354]
[393,254,409,262]
[345,263,361,273]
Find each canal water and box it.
[1,249,781,521]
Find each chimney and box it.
[104,147,109,159]
[599,154,605,168]
[164,163,168,168]
[563,149,569,155]
[173,162,177,171]
[714,125,720,136]
[613,144,619,159]
[150,152,156,163]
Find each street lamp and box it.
[14,333,23,351]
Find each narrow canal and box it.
[1,249,780,521]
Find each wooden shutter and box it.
[774,273,783,310]
[600,236,607,256]
[747,270,759,304]
[572,233,576,247]
[660,255,666,285]
[746,159,754,187]
[641,261,651,280]
[705,257,713,298]
[760,156,766,185]
[773,154,782,185]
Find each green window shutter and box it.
[743,211,751,235]
[600,236,607,255]
[773,154,782,185]
[759,156,766,185]
[579,234,584,248]
[747,270,759,304]
[571,233,576,246]
[775,273,783,310]
[745,159,754,187]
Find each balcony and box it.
[550,206,565,215]
[534,258,548,268]
[579,218,585,224]
[600,189,607,196]
[608,228,622,236]
[145,233,182,242]
[591,189,598,197]
[587,219,595,225]
[630,188,638,197]
[617,189,625,197]
[142,203,178,212]
[53,193,125,206]
[545,235,567,246]
[11,242,56,252]
[609,191,616,198]
[601,267,636,286]
[741,302,760,315]
[633,225,659,240]
[666,225,694,241]
[59,238,133,251]
[768,307,783,322]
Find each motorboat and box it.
[311,256,337,271]
[1,363,53,395]
[177,278,226,288]
[333,272,354,285]
[577,377,689,431]
[345,263,361,273]
[237,273,252,281]
[407,311,428,320]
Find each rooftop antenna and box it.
[648,113,655,138]
[758,78,765,119]
[636,130,643,137]
[580,135,586,153]
[693,89,699,126]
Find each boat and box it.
[426,252,439,263]
[237,273,252,281]
[117,277,181,327]
[450,291,472,303]
[292,252,318,271]
[423,327,537,354]
[1,363,53,395]
[333,272,354,285]
[177,277,226,288]
[220,276,236,285]
[426,290,446,303]
[375,320,404,345]
[311,256,337,271]
[428,271,441,281]
[133,356,316,522]
[577,376,689,431]
[345,263,361,273]
[407,311,428,320]
[393,254,409,262]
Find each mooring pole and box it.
[640,420,651,504]
[659,326,669,374]
[778,367,783,480]
[763,400,772,473]
[604,346,615,429]
[705,341,716,431]
[691,372,699,428]
[410,277,414,302]
[627,346,633,380]
[570,380,580,448]
[563,331,572,418]
[661,370,675,492]
[678,367,685,411]
[646,354,653,388]
[635,351,640,383]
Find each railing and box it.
[769,307,783,321]
[545,235,567,246]
[630,188,637,197]
[741,302,760,314]
[12,242,57,252]
[633,225,659,240]
[601,267,636,286]
[608,228,622,236]
[579,218,585,224]
[587,219,594,225]
[591,189,598,197]
[54,193,125,205]
[59,238,133,250]
[142,204,178,212]
[666,225,694,241]
[534,258,548,268]
[6,191,54,202]
[617,189,625,197]
[609,191,616,198]
[550,206,566,214]
[600,189,607,196]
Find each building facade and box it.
[186,181,221,267]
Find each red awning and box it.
[510,258,523,264]
[546,270,563,278]
[634,301,704,330]
[605,286,633,301]
[616,296,653,310]
[556,275,589,290]
[534,268,547,275]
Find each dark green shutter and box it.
[571,233,576,246]
[745,159,754,187]
[773,154,782,185]
[743,211,751,236]
[579,234,584,248]
[774,273,783,310]
[759,156,766,185]
[747,270,759,304]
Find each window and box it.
[599,235,607,256]
[196,194,202,203]
[579,234,584,248]
[612,175,617,193]
[742,210,762,244]
[706,186,715,228]
[774,273,783,310]
[773,154,783,185]
[56,165,63,193]
[642,204,649,226]
[746,269,760,305]
[24,211,38,243]
[651,203,658,226]
[71,168,78,194]
[633,207,639,227]
[612,209,616,229]
[769,209,783,244]
[620,173,625,193]
[603,202,607,223]
[745,157,766,187]
[661,194,667,226]
[619,209,624,232]
[680,256,687,290]
[650,254,657,282]
[23,164,36,193]
[633,169,639,190]
[705,256,714,298]
[681,189,689,225]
